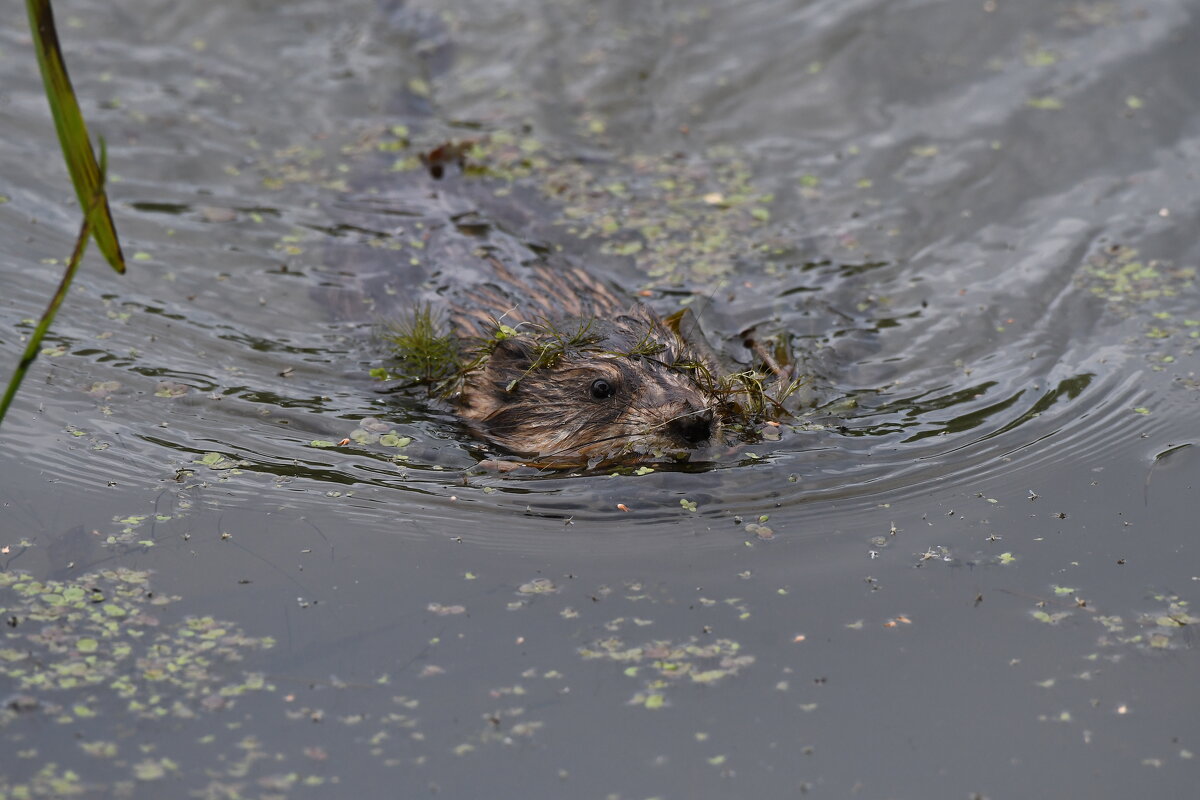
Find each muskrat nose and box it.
[670,407,714,445]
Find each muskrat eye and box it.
[590,378,616,400]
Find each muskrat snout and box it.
[668,404,716,445]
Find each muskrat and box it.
[384,259,732,465]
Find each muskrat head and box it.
[455,311,722,465]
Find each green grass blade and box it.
[0,143,108,428]
[0,205,94,427]
[26,0,125,274]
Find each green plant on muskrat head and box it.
[618,326,669,359]
[377,300,807,450]
[526,317,605,369]
[487,313,804,422]
[475,316,619,392]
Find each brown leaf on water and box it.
[419,140,475,179]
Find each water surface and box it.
[1,0,1198,796]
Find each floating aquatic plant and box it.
[376,304,461,389]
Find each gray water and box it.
[1,0,1198,797]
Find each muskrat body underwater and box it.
[387,260,729,465]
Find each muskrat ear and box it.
[488,337,533,369]
[663,308,722,371]
[486,338,535,394]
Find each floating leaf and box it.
[380,434,412,448]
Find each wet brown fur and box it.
[451,261,723,464]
